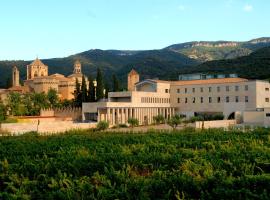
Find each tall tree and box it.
[47,88,59,108]
[81,76,87,103]
[104,80,109,98]
[87,75,95,102]
[112,74,120,92]
[74,78,82,107]
[96,68,104,101]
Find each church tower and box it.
[12,66,20,87]
[128,69,139,91]
[73,60,82,74]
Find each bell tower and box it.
[73,60,82,74]
[12,66,20,87]
[128,69,139,91]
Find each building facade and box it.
[10,58,89,100]
[82,70,270,126]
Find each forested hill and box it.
[0,49,198,88]
[180,47,270,80]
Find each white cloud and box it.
[178,5,185,11]
[243,4,253,12]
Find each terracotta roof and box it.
[128,69,139,76]
[29,58,46,67]
[7,86,30,93]
[148,78,248,85]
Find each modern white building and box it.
[82,70,270,126]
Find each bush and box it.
[128,118,139,128]
[153,115,165,124]
[96,121,109,131]
[167,115,183,129]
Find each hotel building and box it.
[83,70,270,126]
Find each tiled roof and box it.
[128,69,139,76]
[29,58,46,67]
[148,78,248,85]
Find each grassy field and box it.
[1,128,270,199]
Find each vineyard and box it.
[1,128,270,199]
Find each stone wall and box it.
[195,120,236,129]
[40,107,82,121]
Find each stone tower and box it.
[27,58,48,80]
[128,69,139,91]
[12,66,20,87]
[73,60,82,74]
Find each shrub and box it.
[167,115,183,129]
[119,124,128,128]
[128,118,139,128]
[96,121,109,131]
[153,115,165,125]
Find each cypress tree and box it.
[81,76,87,103]
[104,81,110,98]
[96,68,104,100]
[74,78,82,107]
[112,74,120,92]
[87,75,96,102]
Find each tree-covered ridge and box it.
[182,46,270,80]
[0,49,197,88]
[1,129,270,199]
[165,37,270,62]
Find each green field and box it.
[1,128,270,199]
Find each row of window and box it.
[177,96,250,104]
[141,97,170,104]
[175,85,249,94]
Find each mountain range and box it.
[1,37,270,88]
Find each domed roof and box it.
[29,58,47,67]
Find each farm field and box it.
[1,128,270,199]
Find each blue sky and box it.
[0,0,269,60]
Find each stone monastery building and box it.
[11,58,88,100]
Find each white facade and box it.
[82,76,270,126]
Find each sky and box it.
[0,0,269,60]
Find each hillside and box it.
[180,46,270,80]
[165,37,270,62]
[0,49,198,88]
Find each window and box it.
[165,89,169,93]
[185,98,188,103]
[235,86,239,91]
[266,88,269,92]
[245,85,249,91]
[217,97,221,103]
[208,87,212,92]
[185,88,187,93]
[192,88,195,93]
[245,96,249,102]
[177,89,180,93]
[235,96,239,103]
[217,86,220,92]
[266,98,270,103]
[201,97,203,103]
[226,86,230,92]
[209,97,212,103]
[192,97,196,103]
[226,96,230,103]
[200,87,203,92]
[266,113,270,117]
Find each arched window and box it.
[34,71,38,77]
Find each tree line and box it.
[74,68,121,107]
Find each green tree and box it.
[47,88,59,108]
[87,75,95,102]
[112,74,120,92]
[74,78,82,107]
[167,115,183,130]
[96,68,104,101]
[81,76,87,103]
[97,121,109,131]
[7,92,24,116]
[31,92,50,115]
[5,77,12,89]
[128,118,139,128]
[0,102,7,128]
[104,80,110,99]
[153,114,165,125]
